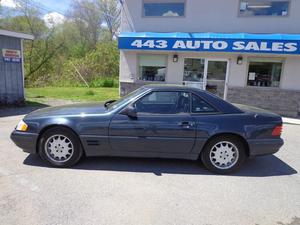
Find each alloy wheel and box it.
[44,135,74,163]
[209,141,239,170]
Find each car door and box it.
[109,91,196,154]
[188,93,224,154]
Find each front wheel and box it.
[39,127,83,167]
[201,135,246,174]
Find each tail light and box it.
[272,125,283,136]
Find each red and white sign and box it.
[2,49,21,63]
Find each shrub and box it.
[102,78,114,87]
[89,78,119,88]
[25,41,120,88]
[85,90,95,96]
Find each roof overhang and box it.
[0,29,34,40]
[118,32,300,55]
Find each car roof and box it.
[142,84,243,114]
[144,84,206,92]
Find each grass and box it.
[25,87,119,103]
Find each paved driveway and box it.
[0,107,299,225]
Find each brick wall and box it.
[227,87,300,117]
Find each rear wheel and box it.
[39,127,83,167]
[201,135,246,174]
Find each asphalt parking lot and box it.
[0,107,299,225]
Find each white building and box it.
[118,0,300,117]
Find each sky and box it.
[38,0,71,14]
[1,0,71,13]
[45,0,71,12]
[1,0,72,26]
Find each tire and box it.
[38,127,83,168]
[200,135,246,174]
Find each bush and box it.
[25,41,120,88]
[102,79,114,87]
[85,90,95,96]
[90,78,119,88]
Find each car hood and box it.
[24,102,108,119]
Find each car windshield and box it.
[106,87,147,110]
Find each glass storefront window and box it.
[207,61,227,81]
[139,55,167,82]
[183,58,205,82]
[206,61,227,98]
[247,59,283,87]
[143,1,185,17]
[239,0,290,17]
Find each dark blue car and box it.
[11,85,284,174]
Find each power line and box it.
[16,0,65,15]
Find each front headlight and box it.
[16,120,28,132]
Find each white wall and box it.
[120,51,137,82]
[281,57,300,90]
[122,0,300,34]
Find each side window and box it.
[136,91,190,114]
[192,94,217,113]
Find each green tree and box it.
[97,0,120,40]
[68,0,103,51]
[0,0,121,87]
[1,0,65,86]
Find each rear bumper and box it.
[248,138,284,157]
[10,131,38,154]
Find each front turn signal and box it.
[16,120,28,132]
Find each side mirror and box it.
[120,105,137,118]
[104,100,116,108]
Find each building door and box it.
[205,59,229,99]
[183,58,206,89]
[183,58,229,100]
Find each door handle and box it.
[180,121,195,128]
[181,121,190,126]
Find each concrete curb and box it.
[283,117,300,125]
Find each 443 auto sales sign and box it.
[118,35,300,55]
[2,49,22,63]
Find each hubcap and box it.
[45,135,74,163]
[209,141,239,170]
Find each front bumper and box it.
[10,130,39,154]
[248,138,284,157]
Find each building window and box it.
[239,0,290,16]
[183,58,205,82]
[143,1,185,17]
[207,61,227,81]
[247,59,283,87]
[139,55,167,82]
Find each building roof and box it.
[0,29,34,40]
[119,32,300,41]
